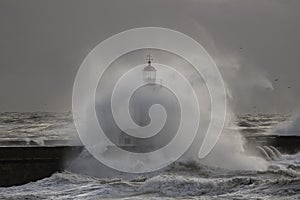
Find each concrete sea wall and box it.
[0,146,82,187]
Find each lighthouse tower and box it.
[113,55,179,153]
[143,54,157,84]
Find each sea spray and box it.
[274,112,300,136]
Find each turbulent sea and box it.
[0,112,299,200]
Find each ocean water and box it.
[0,112,299,200]
[0,112,77,143]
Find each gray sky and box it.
[0,0,299,113]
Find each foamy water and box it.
[0,154,299,199]
[0,112,299,199]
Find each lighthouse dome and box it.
[143,64,156,72]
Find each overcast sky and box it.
[0,0,299,113]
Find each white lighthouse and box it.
[102,55,179,153]
[143,54,157,84]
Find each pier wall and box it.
[0,146,82,187]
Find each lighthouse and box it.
[143,54,157,84]
[100,54,181,153]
